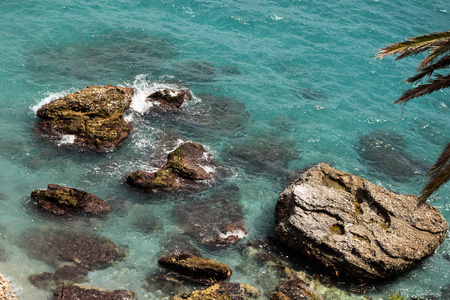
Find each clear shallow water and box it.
[0,0,449,299]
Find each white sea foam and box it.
[57,134,76,146]
[218,229,247,239]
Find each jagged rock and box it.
[174,186,247,249]
[270,278,323,300]
[275,163,448,281]
[24,229,124,270]
[0,272,17,300]
[173,282,260,300]
[36,85,134,151]
[147,89,192,110]
[53,284,136,300]
[31,184,112,216]
[126,142,214,192]
[158,252,232,285]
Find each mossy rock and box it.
[36,85,134,151]
[165,142,213,180]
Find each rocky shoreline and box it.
[2,84,447,299]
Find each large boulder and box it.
[53,284,136,300]
[158,252,232,285]
[36,85,134,151]
[23,229,124,270]
[126,142,214,192]
[173,282,260,300]
[275,163,448,281]
[147,89,192,110]
[31,184,112,216]
[0,273,16,300]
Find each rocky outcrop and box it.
[147,89,192,110]
[275,163,448,281]
[31,184,112,216]
[53,284,136,300]
[173,282,260,300]
[158,252,232,285]
[28,265,89,290]
[174,185,247,248]
[0,273,16,300]
[36,85,134,151]
[126,142,214,192]
[270,279,323,300]
[24,229,124,270]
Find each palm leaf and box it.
[407,55,450,83]
[419,143,450,204]
[418,40,450,69]
[376,31,450,60]
[394,74,450,104]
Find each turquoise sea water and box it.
[0,0,449,299]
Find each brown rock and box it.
[53,284,136,300]
[173,282,260,300]
[270,278,323,300]
[36,85,134,151]
[0,272,17,300]
[54,265,89,285]
[147,89,192,110]
[31,184,112,216]
[24,229,124,270]
[275,163,448,281]
[28,272,55,290]
[158,252,232,285]
[126,142,214,192]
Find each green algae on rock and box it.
[158,252,232,286]
[126,142,213,192]
[271,278,323,300]
[31,184,112,216]
[36,85,134,151]
[173,282,260,300]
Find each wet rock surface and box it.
[158,252,232,285]
[31,184,112,216]
[53,284,136,300]
[173,282,260,300]
[275,163,448,281]
[36,85,134,151]
[28,265,89,291]
[0,272,17,300]
[126,142,214,192]
[270,278,323,300]
[174,185,247,248]
[24,229,124,270]
[356,130,429,181]
[147,89,192,110]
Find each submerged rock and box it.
[271,278,323,300]
[36,85,134,151]
[275,163,448,281]
[0,273,16,300]
[147,89,192,110]
[174,185,247,248]
[31,184,112,216]
[28,265,89,291]
[24,229,124,270]
[126,142,214,192]
[173,282,260,300]
[54,284,136,300]
[356,130,429,181]
[158,252,232,285]
[174,60,217,83]
[28,272,55,290]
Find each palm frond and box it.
[407,55,450,83]
[419,143,450,204]
[376,31,450,60]
[418,40,450,69]
[394,74,450,104]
